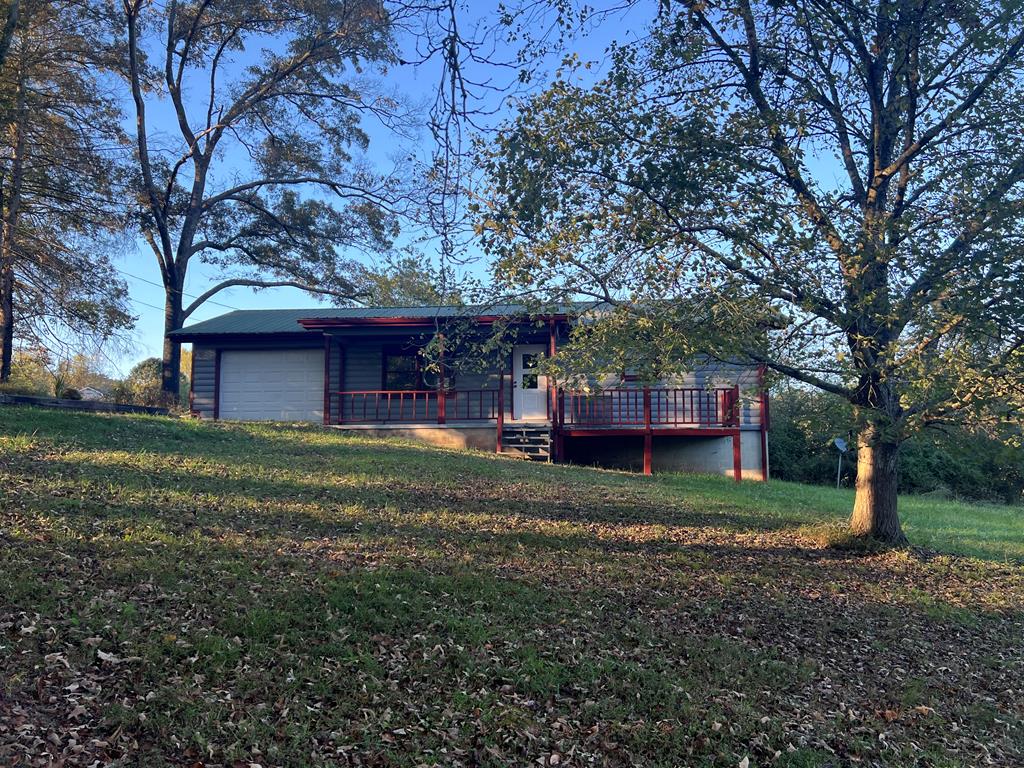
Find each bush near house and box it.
[111,355,190,410]
[1,407,1022,767]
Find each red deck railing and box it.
[333,389,499,424]
[558,386,741,429]
[329,385,741,429]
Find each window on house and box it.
[521,353,540,390]
[383,349,421,390]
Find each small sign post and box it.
[833,437,848,489]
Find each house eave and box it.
[168,330,317,344]
[296,313,569,330]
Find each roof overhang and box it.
[297,313,569,330]
[167,330,316,344]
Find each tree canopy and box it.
[0,0,132,380]
[118,0,416,395]
[479,0,1024,543]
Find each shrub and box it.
[768,385,1023,505]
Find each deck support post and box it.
[643,387,653,475]
[554,387,564,462]
[496,371,504,453]
[758,366,769,481]
[437,334,446,424]
[548,319,558,422]
[323,335,331,425]
[336,344,345,425]
[733,429,742,482]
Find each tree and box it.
[3,345,117,397]
[114,355,189,407]
[116,0,421,399]
[354,254,463,306]
[479,0,1024,544]
[0,0,132,381]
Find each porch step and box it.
[501,423,552,461]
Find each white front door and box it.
[512,344,548,421]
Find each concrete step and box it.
[502,447,551,460]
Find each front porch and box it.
[323,379,766,481]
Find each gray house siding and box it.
[191,345,217,419]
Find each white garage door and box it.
[219,349,324,422]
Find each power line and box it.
[116,267,241,311]
[127,296,167,313]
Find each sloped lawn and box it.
[1,406,1022,767]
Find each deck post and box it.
[548,318,557,422]
[336,344,345,425]
[759,366,769,481]
[733,429,742,482]
[496,371,504,453]
[554,388,564,462]
[437,334,446,424]
[323,335,331,425]
[643,387,653,475]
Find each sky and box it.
[109,2,653,376]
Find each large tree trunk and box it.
[0,76,26,383]
[0,262,12,381]
[161,288,182,399]
[849,422,908,545]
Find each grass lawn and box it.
[1,406,1022,767]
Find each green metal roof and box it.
[169,304,580,339]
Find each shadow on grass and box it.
[4,407,1024,766]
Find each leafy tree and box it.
[114,355,188,408]
[2,346,116,397]
[480,0,1024,544]
[0,0,132,381]
[355,255,463,306]
[116,0,421,400]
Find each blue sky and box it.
[108,2,657,374]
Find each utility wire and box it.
[117,267,241,311]
[126,296,168,313]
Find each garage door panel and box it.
[219,349,324,422]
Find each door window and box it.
[520,353,540,389]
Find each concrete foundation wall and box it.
[563,429,766,480]
[334,424,498,452]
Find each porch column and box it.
[733,429,743,482]
[496,370,504,453]
[436,333,446,424]
[548,318,557,422]
[337,342,345,425]
[322,335,331,425]
[643,387,652,476]
[759,365,769,482]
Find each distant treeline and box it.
[768,386,1023,506]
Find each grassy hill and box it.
[1,406,1022,766]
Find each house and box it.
[78,386,107,401]
[171,305,769,480]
